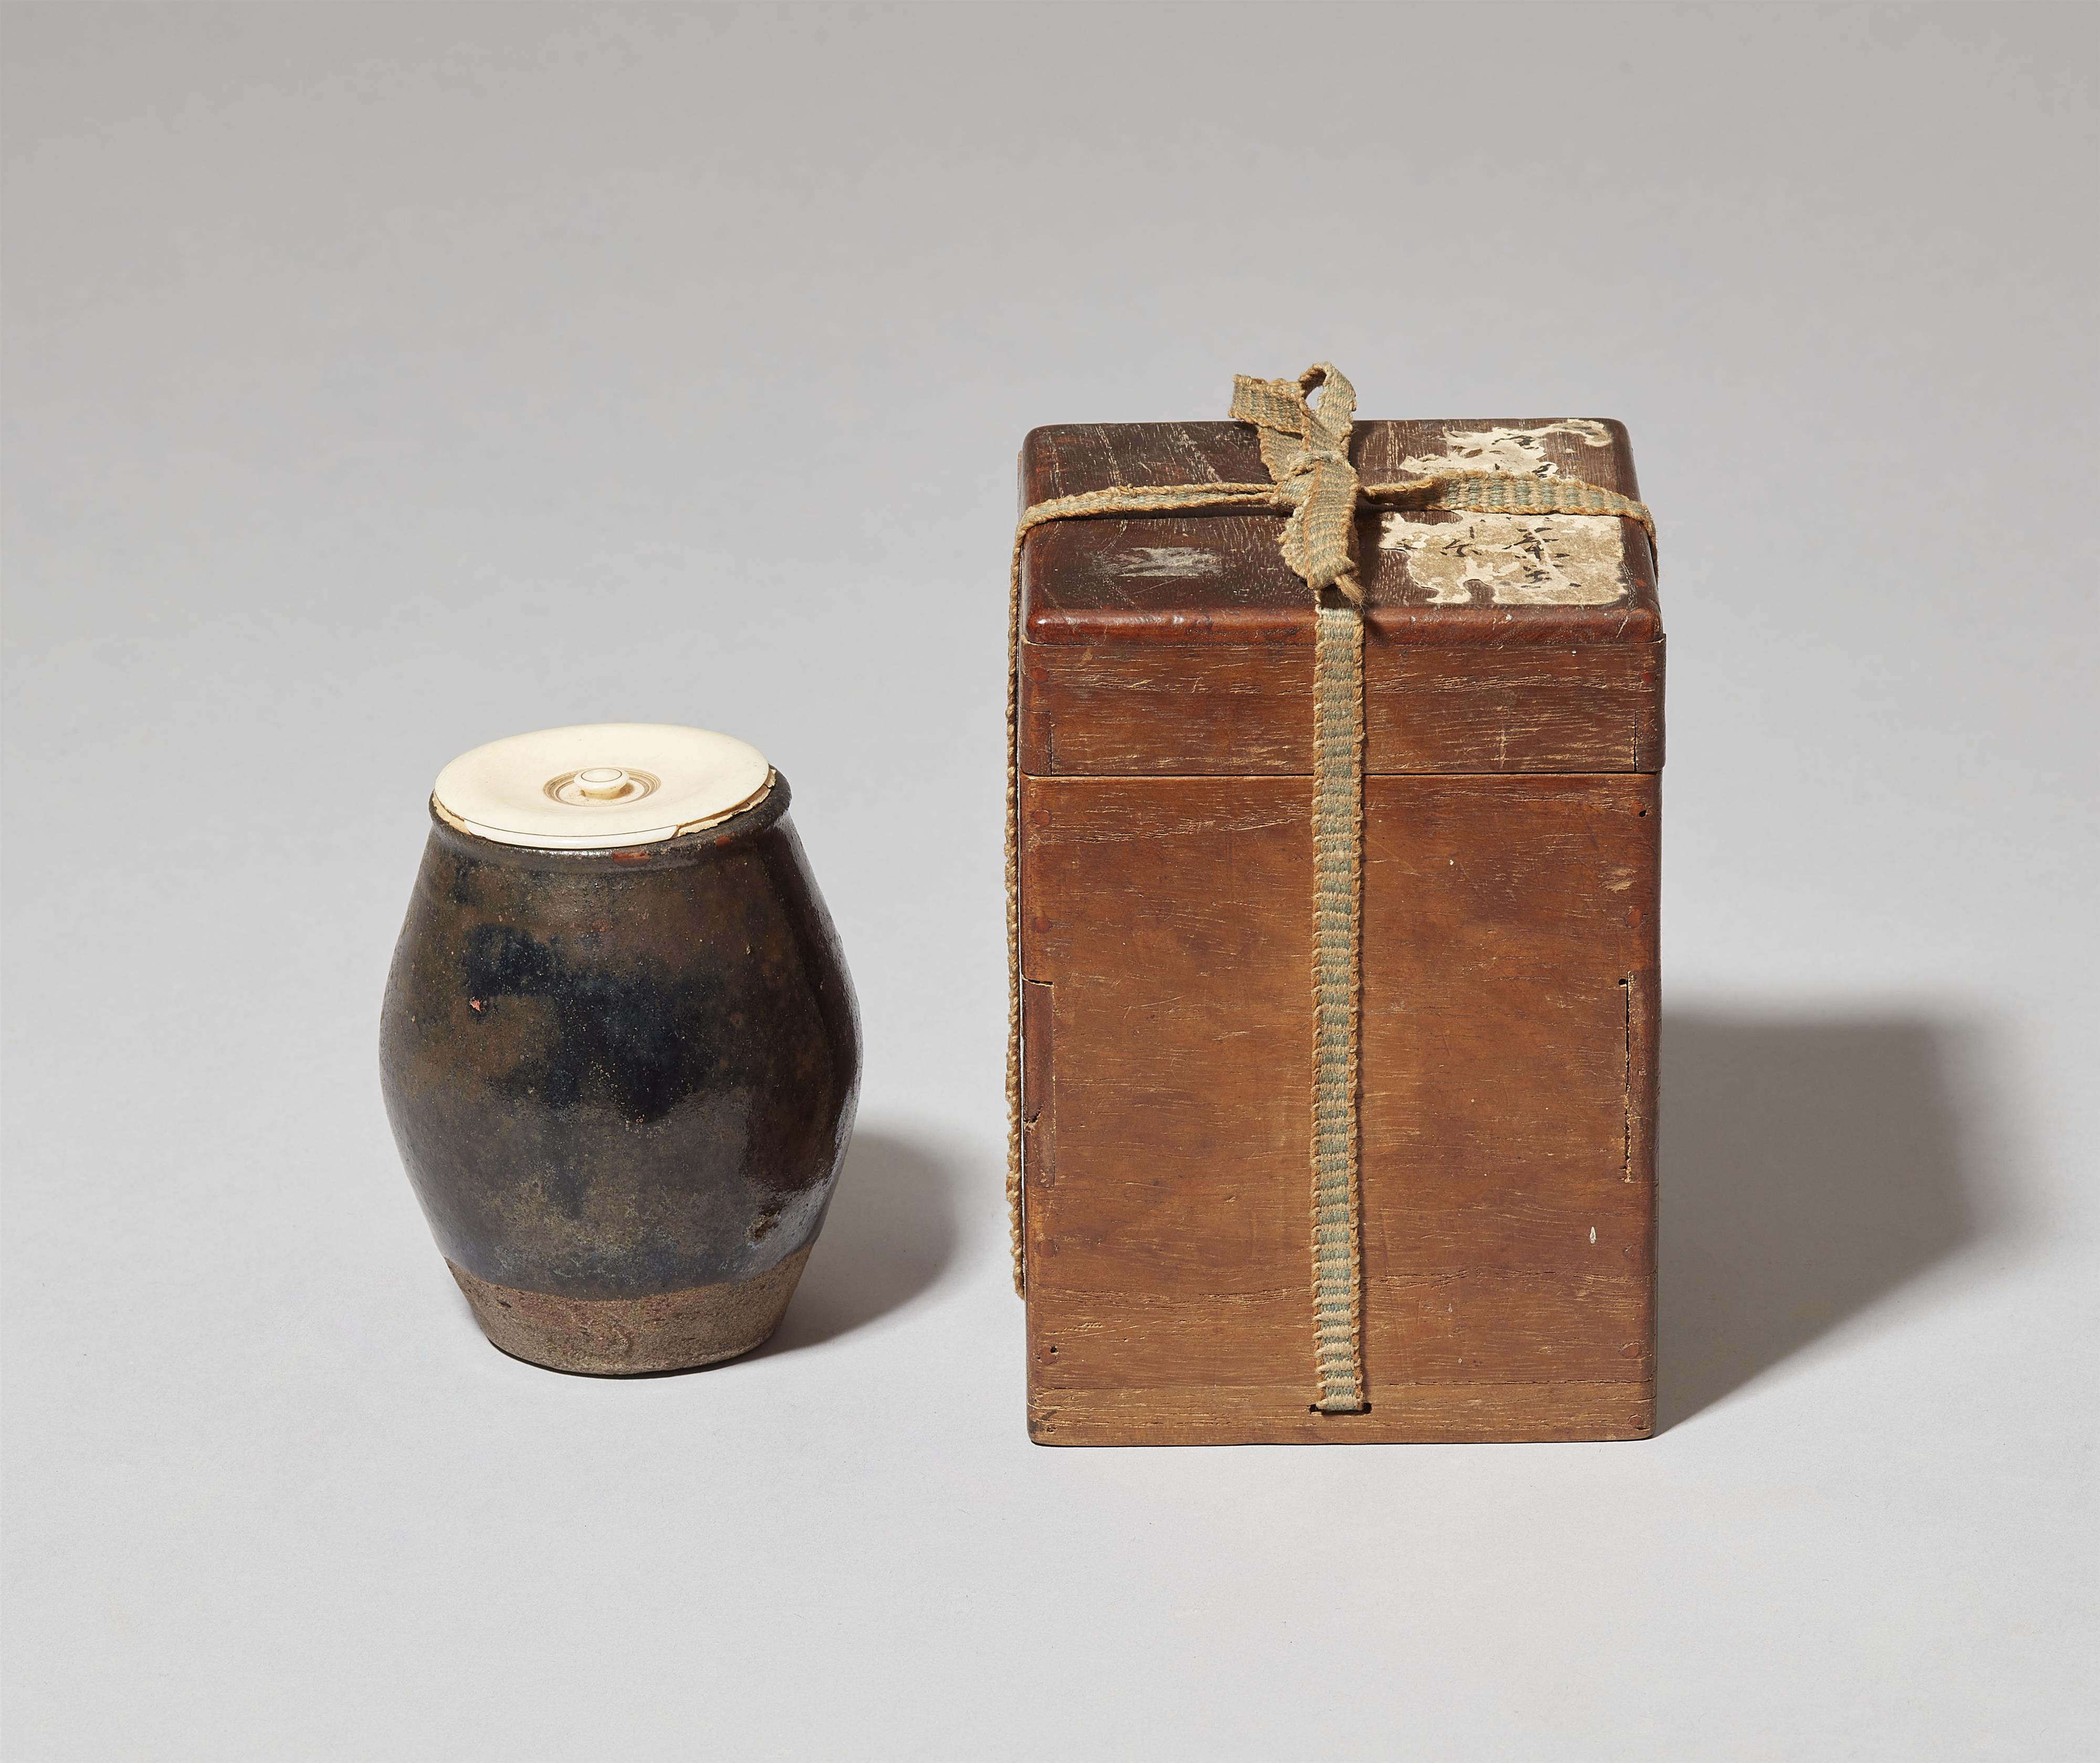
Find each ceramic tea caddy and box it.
[380,723,859,1374]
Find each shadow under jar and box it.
[380,723,859,1374]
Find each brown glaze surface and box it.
[381,774,859,1322]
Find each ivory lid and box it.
[431,723,773,850]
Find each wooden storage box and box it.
[1015,416,1662,1445]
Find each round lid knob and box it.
[432,723,773,850]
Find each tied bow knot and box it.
[1230,363,1367,606]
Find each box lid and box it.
[432,723,773,849]
[1021,418,1658,646]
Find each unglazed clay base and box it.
[447,1245,814,1375]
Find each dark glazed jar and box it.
[380,724,858,1374]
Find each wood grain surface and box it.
[1015,417,1662,1445]
[1020,419,1657,645]
[1022,417,1644,506]
[1020,775,1658,1444]
[1019,636,1664,777]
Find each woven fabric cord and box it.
[1003,371,1655,1340]
[1230,366,1370,1410]
[1309,600,1367,1410]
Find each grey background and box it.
[4,4,2094,1758]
